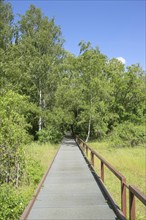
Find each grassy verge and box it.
[25,142,59,173]
[0,142,59,220]
[21,142,59,209]
[87,141,145,220]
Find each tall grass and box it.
[88,141,145,220]
[0,142,60,220]
[25,142,59,172]
[19,142,59,217]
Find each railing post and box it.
[121,178,126,217]
[101,161,104,182]
[129,187,135,220]
[86,145,88,157]
[82,142,85,152]
[80,142,83,150]
[90,152,94,166]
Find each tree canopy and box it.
[0,1,146,186]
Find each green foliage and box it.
[0,0,14,49]
[109,122,146,148]
[0,184,26,220]
[107,62,146,125]
[1,1,145,144]
[37,126,63,144]
[0,142,59,220]
[23,157,44,185]
[54,44,146,144]
[0,3,65,138]
[0,91,33,185]
[0,1,145,218]
[37,108,66,143]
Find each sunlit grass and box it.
[19,142,60,218]
[87,141,146,220]
[25,142,59,172]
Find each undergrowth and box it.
[0,142,59,220]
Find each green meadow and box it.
[88,141,145,220]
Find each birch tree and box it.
[0,0,14,49]
[4,5,64,133]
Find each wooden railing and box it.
[129,185,146,220]
[76,137,146,220]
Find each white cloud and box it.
[116,57,126,64]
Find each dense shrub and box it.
[109,122,145,148]
[23,157,44,185]
[0,91,32,186]
[0,184,26,220]
[37,126,64,143]
[0,152,46,220]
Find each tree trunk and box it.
[43,98,46,109]
[5,152,10,183]
[15,162,20,188]
[39,89,42,131]
[85,94,93,142]
[85,116,91,142]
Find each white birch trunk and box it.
[39,89,42,131]
[85,94,93,142]
[85,116,91,142]
[43,98,46,109]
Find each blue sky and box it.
[9,0,145,70]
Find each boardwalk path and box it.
[27,136,117,220]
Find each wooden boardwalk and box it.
[26,136,118,220]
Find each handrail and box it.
[80,138,125,181]
[129,185,146,220]
[76,136,146,220]
[129,185,146,206]
[76,137,126,216]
